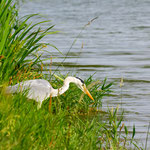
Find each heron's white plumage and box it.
[6,76,93,109]
[6,79,52,104]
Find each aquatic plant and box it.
[0,0,56,84]
[0,75,140,150]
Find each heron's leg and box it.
[49,96,52,112]
[37,102,42,110]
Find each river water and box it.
[20,0,150,148]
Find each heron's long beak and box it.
[83,86,94,101]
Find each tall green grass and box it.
[0,0,56,84]
[0,76,141,150]
[0,0,143,149]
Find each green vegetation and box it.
[0,0,57,84]
[0,0,143,149]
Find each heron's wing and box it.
[7,79,52,103]
[26,80,52,102]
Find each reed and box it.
[0,0,56,84]
[0,75,141,150]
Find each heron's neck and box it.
[51,77,77,97]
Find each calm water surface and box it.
[20,0,150,147]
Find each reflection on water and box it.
[20,0,150,147]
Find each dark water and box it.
[20,0,150,148]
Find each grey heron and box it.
[6,76,94,110]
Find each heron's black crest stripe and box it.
[76,77,84,84]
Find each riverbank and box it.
[0,1,144,149]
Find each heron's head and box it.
[75,77,94,101]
